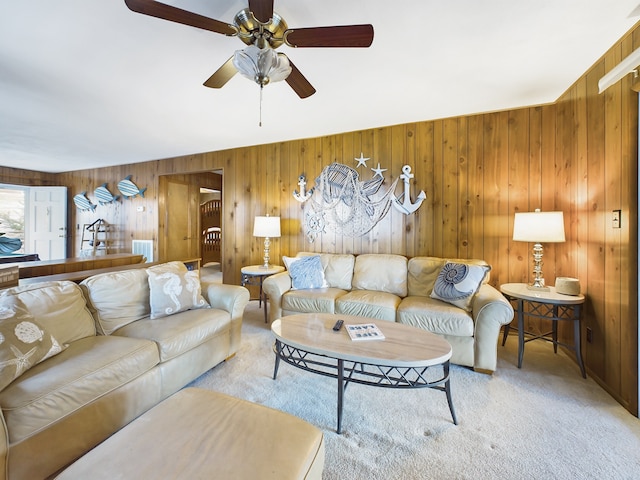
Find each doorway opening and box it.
[158,170,223,277]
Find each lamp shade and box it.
[513,210,565,243]
[253,216,281,238]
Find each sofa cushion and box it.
[0,296,65,391]
[80,269,151,335]
[0,335,159,444]
[283,255,328,290]
[407,257,491,297]
[113,308,230,362]
[1,281,96,344]
[430,262,490,312]
[282,288,347,315]
[147,262,209,319]
[407,257,446,297]
[335,290,400,321]
[351,254,408,297]
[318,253,355,290]
[397,296,475,337]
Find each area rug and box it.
[189,301,640,480]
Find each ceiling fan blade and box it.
[124,0,237,36]
[203,57,238,89]
[284,58,316,99]
[285,24,374,48]
[248,0,274,24]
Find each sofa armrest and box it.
[471,284,515,373]
[0,412,7,480]
[262,272,292,322]
[204,283,250,355]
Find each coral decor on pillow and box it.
[283,255,329,290]
[430,262,490,312]
[0,295,65,391]
[147,262,209,319]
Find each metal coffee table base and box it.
[273,340,458,434]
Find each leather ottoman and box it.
[55,388,325,479]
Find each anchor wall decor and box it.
[392,165,426,215]
[293,174,314,203]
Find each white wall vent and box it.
[132,240,154,263]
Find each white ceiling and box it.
[1,1,639,174]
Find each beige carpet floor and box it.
[190,301,640,480]
[200,262,222,284]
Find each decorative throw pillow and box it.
[283,255,329,290]
[147,262,209,319]
[0,295,65,391]
[430,262,490,311]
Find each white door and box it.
[27,187,67,260]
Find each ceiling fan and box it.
[124,0,374,99]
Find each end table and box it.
[500,283,586,378]
[241,265,285,323]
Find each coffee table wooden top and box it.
[271,313,452,367]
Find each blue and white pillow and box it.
[430,262,490,311]
[284,255,329,290]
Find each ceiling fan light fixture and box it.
[233,44,292,86]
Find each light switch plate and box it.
[612,209,621,229]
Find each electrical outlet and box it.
[586,327,593,343]
[612,210,621,229]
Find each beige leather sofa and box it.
[0,261,249,480]
[263,253,514,374]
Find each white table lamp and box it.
[513,209,565,291]
[253,215,281,268]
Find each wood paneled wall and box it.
[4,23,638,416]
[0,166,57,186]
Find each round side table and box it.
[241,265,285,323]
[500,283,586,378]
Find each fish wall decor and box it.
[94,183,120,204]
[73,192,96,211]
[117,175,147,199]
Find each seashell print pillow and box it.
[0,295,65,391]
[430,262,490,312]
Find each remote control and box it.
[332,319,344,331]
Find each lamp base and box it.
[526,284,550,292]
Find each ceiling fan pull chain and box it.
[259,84,264,127]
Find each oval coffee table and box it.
[271,313,457,434]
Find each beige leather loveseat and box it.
[0,261,249,480]
[263,253,514,374]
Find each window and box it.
[0,186,26,254]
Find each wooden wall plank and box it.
[390,124,406,256]
[442,118,459,258]
[467,115,484,262]
[603,45,623,393]
[415,121,435,255]
[584,62,607,381]
[457,117,469,259]
[432,120,444,257]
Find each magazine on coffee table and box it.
[345,323,385,341]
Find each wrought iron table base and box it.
[272,339,458,434]
[502,298,586,378]
[240,273,269,322]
